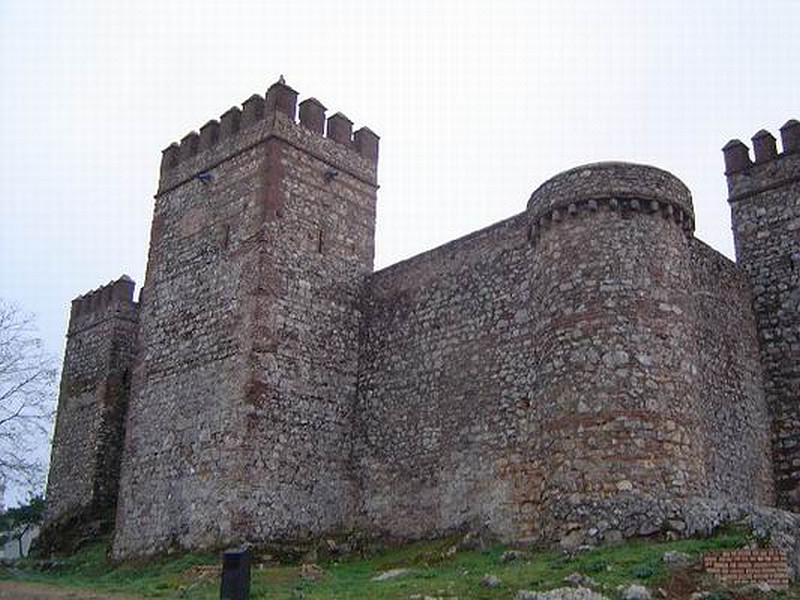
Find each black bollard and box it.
[220,548,251,600]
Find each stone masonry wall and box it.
[44,276,139,540]
[112,140,266,557]
[725,121,800,507]
[358,213,533,540]
[237,134,376,544]
[358,162,771,544]
[112,81,378,558]
[690,240,774,504]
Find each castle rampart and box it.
[357,162,773,545]
[357,211,531,539]
[690,240,773,504]
[42,82,796,559]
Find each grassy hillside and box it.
[1,529,795,599]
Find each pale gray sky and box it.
[0,0,798,503]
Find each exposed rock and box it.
[662,550,694,567]
[457,529,492,551]
[550,495,800,580]
[501,550,525,563]
[559,530,586,552]
[638,522,661,537]
[480,574,502,588]
[563,572,597,588]
[619,583,651,600]
[604,530,623,545]
[739,581,775,594]
[515,587,609,600]
[665,519,686,532]
[372,567,410,581]
[299,563,325,581]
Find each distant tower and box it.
[41,276,139,550]
[111,79,379,557]
[724,120,800,507]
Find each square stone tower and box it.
[41,276,139,552]
[111,80,379,557]
[724,120,800,507]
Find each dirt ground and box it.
[0,581,145,599]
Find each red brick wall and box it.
[703,549,789,588]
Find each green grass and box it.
[0,528,768,599]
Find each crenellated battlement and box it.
[157,79,379,194]
[723,120,800,200]
[526,162,695,242]
[68,275,138,334]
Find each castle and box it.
[42,79,800,559]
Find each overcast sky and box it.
[0,0,798,504]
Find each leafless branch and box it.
[0,299,56,492]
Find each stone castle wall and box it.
[358,162,773,544]
[42,81,797,558]
[690,240,774,504]
[358,212,532,540]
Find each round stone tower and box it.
[522,162,704,539]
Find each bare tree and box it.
[0,299,55,492]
